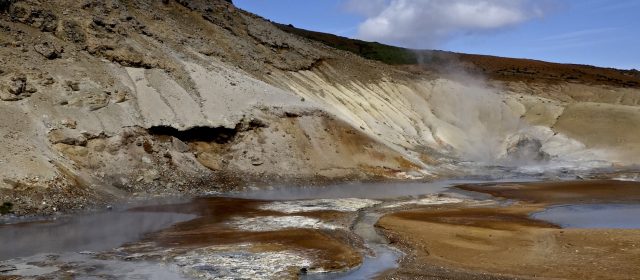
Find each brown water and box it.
[0,179,538,279]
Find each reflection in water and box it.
[0,252,189,279]
[303,244,401,280]
[340,244,402,280]
[230,179,533,201]
[0,211,195,260]
[303,211,403,280]
[0,178,544,279]
[231,181,450,200]
[532,204,640,229]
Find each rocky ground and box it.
[0,0,426,215]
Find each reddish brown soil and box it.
[378,205,640,280]
[458,180,640,204]
[451,53,640,87]
[377,180,640,279]
[131,197,363,271]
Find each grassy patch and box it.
[275,23,418,65]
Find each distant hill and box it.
[276,23,640,88]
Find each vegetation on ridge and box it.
[276,23,418,65]
[276,23,640,88]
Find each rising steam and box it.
[415,52,566,166]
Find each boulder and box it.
[0,73,31,101]
[60,20,86,44]
[504,134,550,163]
[7,74,26,95]
[60,118,78,129]
[34,41,63,59]
[85,90,110,111]
[65,80,80,91]
[172,137,190,153]
[48,128,88,146]
[8,4,58,32]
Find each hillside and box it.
[0,0,639,215]
[276,24,640,88]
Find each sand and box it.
[377,180,640,279]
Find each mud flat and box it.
[4,179,639,279]
[377,180,640,279]
[134,197,367,274]
[0,179,484,279]
[457,179,640,204]
[0,196,368,279]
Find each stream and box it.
[303,212,403,280]
[0,178,539,279]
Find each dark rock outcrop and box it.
[505,135,550,163]
[1,73,33,101]
[34,41,63,59]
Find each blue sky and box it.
[234,0,639,70]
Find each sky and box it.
[234,0,640,70]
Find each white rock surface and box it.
[259,198,381,213]
[175,246,313,280]
[228,216,340,231]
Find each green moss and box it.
[275,23,419,65]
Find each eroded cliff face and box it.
[269,63,640,168]
[0,0,638,214]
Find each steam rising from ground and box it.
[426,74,523,162]
[343,1,599,170]
[416,56,603,168]
[417,63,534,165]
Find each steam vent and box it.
[1,1,639,279]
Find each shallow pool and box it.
[532,204,640,229]
[0,211,196,260]
[229,178,536,201]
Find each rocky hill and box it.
[1,0,639,215]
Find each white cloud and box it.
[347,0,554,48]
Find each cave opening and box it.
[148,126,238,144]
